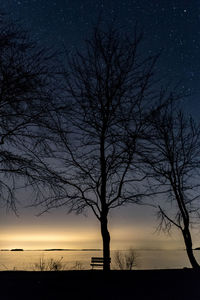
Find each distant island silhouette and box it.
[11,249,24,251]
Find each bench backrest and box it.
[91,257,111,263]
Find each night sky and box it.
[0,0,199,250]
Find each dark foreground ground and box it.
[1,269,200,300]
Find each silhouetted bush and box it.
[114,248,137,270]
[33,257,66,271]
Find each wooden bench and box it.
[90,257,111,269]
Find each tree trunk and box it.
[101,215,111,271]
[182,228,200,269]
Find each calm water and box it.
[0,250,200,271]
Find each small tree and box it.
[35,25,173,271]
[143,106,200,269]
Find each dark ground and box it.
[1,269,200,300]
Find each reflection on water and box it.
[0,250,199,271]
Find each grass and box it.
[0,268,199,300]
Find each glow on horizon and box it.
[0,225,185,250]
[0,233,95,242]
[0,231,101,250]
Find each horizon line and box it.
[0,248,189,251]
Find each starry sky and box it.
[0,0,200,250]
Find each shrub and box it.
[114,248,137,270]
[33,256,65,271]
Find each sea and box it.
[0,249,200,271]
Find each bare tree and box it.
[34,25,173,271]
[143,106,200,269]
[0,13,60,211]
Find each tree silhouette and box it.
[143,106,200,269]
[35,25,173,270]
[0,13,60,211]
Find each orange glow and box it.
[0,233,97,242]
[0,223,185,250]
